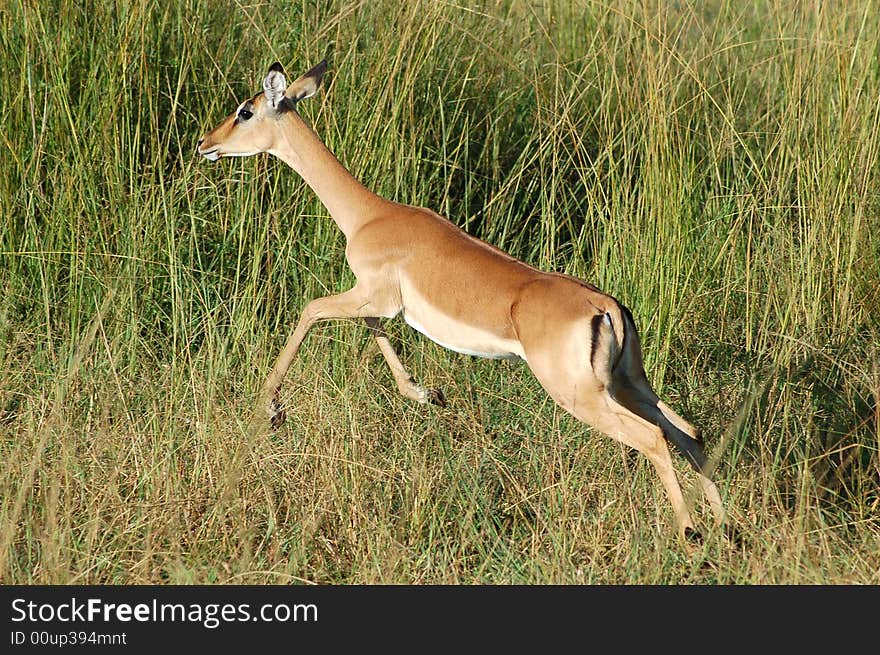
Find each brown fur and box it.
[198,61,727,539]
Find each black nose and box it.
[197,137,204,147]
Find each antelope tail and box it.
[590,302,709,474]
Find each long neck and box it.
[269,111,390,240]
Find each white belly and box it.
[401,308,524,361]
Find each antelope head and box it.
[197,60,327,161]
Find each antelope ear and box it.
[285,60,327,103]
[263,62,288,109]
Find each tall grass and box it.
[1,0,878,583]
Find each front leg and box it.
[259,288,374,427]
[364,317,446,407]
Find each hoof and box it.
[684,527,703,544]
[268,398,286,429]
[427,388,447,408]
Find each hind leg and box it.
[657,401,726,526]
[643,434,700,541]
[580,404,697,539]
[697,475,725,527]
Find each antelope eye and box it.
[238,108,253,121]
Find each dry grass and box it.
[1,0,878,584]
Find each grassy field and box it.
[1,0,878,584]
